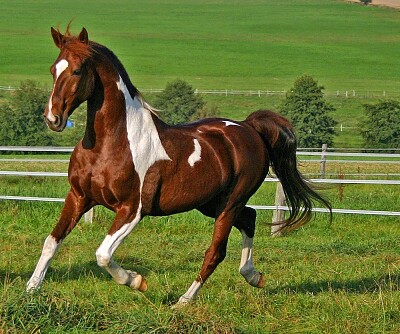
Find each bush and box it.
[280,75,337,148]
[360,100,400,149]
[153,79,206,125]
[0,81,53,146]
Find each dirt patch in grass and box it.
[347,0,400,9]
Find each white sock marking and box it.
[47,59,69,122]
[188,139,202,167]
[239,230,260,286]
[96,204,143,285]
[177,280,202,305]
[26,235,61,291]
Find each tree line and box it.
[0,76,398,149]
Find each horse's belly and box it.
[144,161,224,215]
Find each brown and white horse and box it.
[27,27,331,306]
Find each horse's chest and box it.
[69,153,140,209]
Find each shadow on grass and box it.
[1,256,151,286]
[267,272,400,295]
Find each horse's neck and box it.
[84,74,168,166]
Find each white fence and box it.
[1,147,399,221]
[2,85,400,98]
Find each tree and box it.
[280,75,337,147]
[153,79,206,125]
[360,100,400,149]
[0,80,53,146]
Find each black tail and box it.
[245,110,332,230]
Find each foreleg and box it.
[95,205,147,291]
[26,190,90,291]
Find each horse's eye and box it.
[73,69,82,76]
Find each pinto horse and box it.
[27,27,331,306]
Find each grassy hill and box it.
[1,0,399,90]
[1,0,399,147]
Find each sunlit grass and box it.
[1,156,399,333]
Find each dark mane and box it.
[89,42,139,98]
[88,41,160,117]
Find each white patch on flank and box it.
[117,76,171,196]
[222,120,240,127]
[188,139,202,167]
[47,59,69,122]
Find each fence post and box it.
[271,182,285,236]
[84,208,94,223]
[320,144,327,178]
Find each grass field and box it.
[1,0,399,148]
[1,156,400,333]
[1,2,400,332]
[1,0,399,91]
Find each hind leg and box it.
[175,209,235,306]
[234,206,265,288]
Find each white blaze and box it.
[47,59,69,122]
[188,139,202,167]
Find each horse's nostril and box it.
[54,115,61,127]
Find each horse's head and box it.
[44,27,96,132]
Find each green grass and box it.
[1,0,399,91]
[1,156,400,332]
[1,0,399,148]
[1,201,400,333]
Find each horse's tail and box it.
[244,110,332,231]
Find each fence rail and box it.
[1,146,399,220]
[2,85,400,98]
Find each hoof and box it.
[127,271,148,292]
[138,276,148,292]
[257,273,266,288]
[26,277,41,293]
[171,296,191,310]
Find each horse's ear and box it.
[78,28,89,44]
[51,27,64,49]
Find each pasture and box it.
[1,0,399,91]
[1,1,400,333]
[1,155,400,333]
[1,0,400,148]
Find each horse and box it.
[27,26,331,306]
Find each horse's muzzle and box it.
[44,113,66,132]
